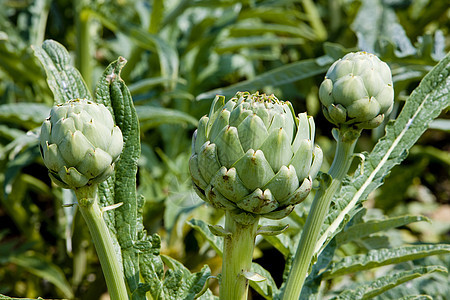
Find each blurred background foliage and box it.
[0,0,448,299]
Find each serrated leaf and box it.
[336,215,429,246]
[0,103,50,129]
[315,52,450,257]
[9,252,73,299]
[94,57,142,295]
[351,0,415,56]
[332,265,447,300]
[323,244,450,279]
[160,255,213,300]
[196,55,334,100]
[188,219,224,256]
[33,40,91,104]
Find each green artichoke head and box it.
[319,51,394,129]
[40,99,123,189]
[190,92,323,220]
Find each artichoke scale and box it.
[197,142,221,183]
[279,177,312,206]
[58,166,89,188]
[237,114,267,152]
[189,154,208,190]
[233,149,275,190]
[58,130,93,166]
[263,205,295,220]
[205,185,238,211]
[76,148,113,178]
[236,188,278,214]
[214,126,244,168]
[262,165,299,203]
[290,139,313,180]
[209,109,230,143]
[258,128,293,172]
[194,116,209,154]
[210,167,249,203]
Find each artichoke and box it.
[189,92,323,220]
[40,99,123,189]
[319,51,394,129]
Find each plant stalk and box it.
[282,127,360,300]
[220,211,259,300]
[74,185,128,300]
[75,0,94,91]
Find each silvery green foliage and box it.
[189,91,323,221]
[319,52,394,129]
[39,99,123,189]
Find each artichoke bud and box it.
[190,91,323,220]
[40,99,123,189]
[319,52,394,129]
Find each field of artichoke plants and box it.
[0,0,449,299]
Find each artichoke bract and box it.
[190,92,323,220]
[319,52,394,129]
[40,99,123,189]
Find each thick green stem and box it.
[328,127,361,180]
[75,0,93,91]
[282,127,360,300]
[74,185,128,300]
[220,211,259,300]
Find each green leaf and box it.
[3,140,40,200]
[332,265,447,300]
[323,244,450,279]
[335,215,429,246]
[263,234,292,258]
[250,262,279,299]
[94,57,141,295]
[208,224,231,237]
[429,119,450,132]
[397,296,432,300]
[315,52,450,257]
[136,105,198,131]
[0,294,44,300]
[216,36,305,53]
[160,255,213,300]
[196,55,334,100]
[85,9,179,89]
[9,252,73,299]
[0,103,50,129]
[351,0,415,56]
[257,224,290,236]
[33,40,91,104]
[188,219,224,256]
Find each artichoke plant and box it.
[319,51,394,129]
[40,98,123,189]
[190,92,323,220]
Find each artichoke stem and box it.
[74,185,128,300]
[282,126,360,300]
[220,211,259,300]
[328,126,361,180]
